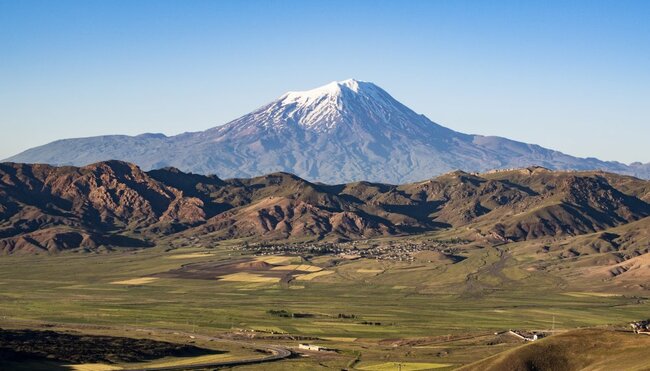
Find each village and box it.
[235,238,469,262]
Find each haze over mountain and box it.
[5,79,649,183]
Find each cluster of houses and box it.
[630,320,650,334]
[238,239,467,262]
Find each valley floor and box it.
[0,238,648,370]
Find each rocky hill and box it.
[1,161,649,253]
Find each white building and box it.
[298,343,324,351]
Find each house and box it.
[298,343,325,351]
[508,330,542,341]
[630,320,650,334]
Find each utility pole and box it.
[552,315,555,331]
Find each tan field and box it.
[129,353,236,368]
[110,277,159,285]
[165,252,216,259]
[357,361,454,370]
[294,270,334,281]
[271,264,322,272]
[254,256,298,264]
[218,272,282,283]
[67,364,122,371]
[357,268,384,273]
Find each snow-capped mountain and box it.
[206,79,457,139]
[237,79,448,134]
[4,79,648,182]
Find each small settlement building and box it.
[630,320,650,334]
[298,343,326,351]
[508,330,541,341]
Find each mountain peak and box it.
[7,79,650,184]
[282,78,368,101]
[253,78,423,133]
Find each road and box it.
[115,327,293,371]
[121,343,291,371]
[0,318,292,371]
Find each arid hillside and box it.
[1,161,649,253]
[459,329,650,371]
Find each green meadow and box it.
[0,243,648,369]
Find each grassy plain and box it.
[0,239,649,369]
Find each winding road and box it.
[122,343,291,371]
[0,319,292,371]
[119,328,292,371]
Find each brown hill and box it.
[460,328,650,371]
[475,169,650,241]
[0,161,205,253]
[195,196,393,241]
[1,162,649,253]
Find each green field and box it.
[1,241,648,369]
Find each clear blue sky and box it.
[1,0,648,163]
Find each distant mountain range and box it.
[1,160,648,254]
[4,79,649,182]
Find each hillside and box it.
[1,161,649,254]
[5,80,648,183]
[0,161,206,253]
[460,329,650,371]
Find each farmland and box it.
[1,234,649,369]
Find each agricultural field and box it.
[0,236,649,369]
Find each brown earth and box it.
[1,161,649,253]
[154,258,317,281]
[459,328,650,371]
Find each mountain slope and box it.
[0,161,206,253]
[5,79,646,183]
[460,329,650,371]
[1,161,649,254]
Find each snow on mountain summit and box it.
[279,78,395,111]
[281,78,364,105]
[274,80,360,131]
[223,78,443,134]
[6,78,644,183]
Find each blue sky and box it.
[1,0,648,163]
